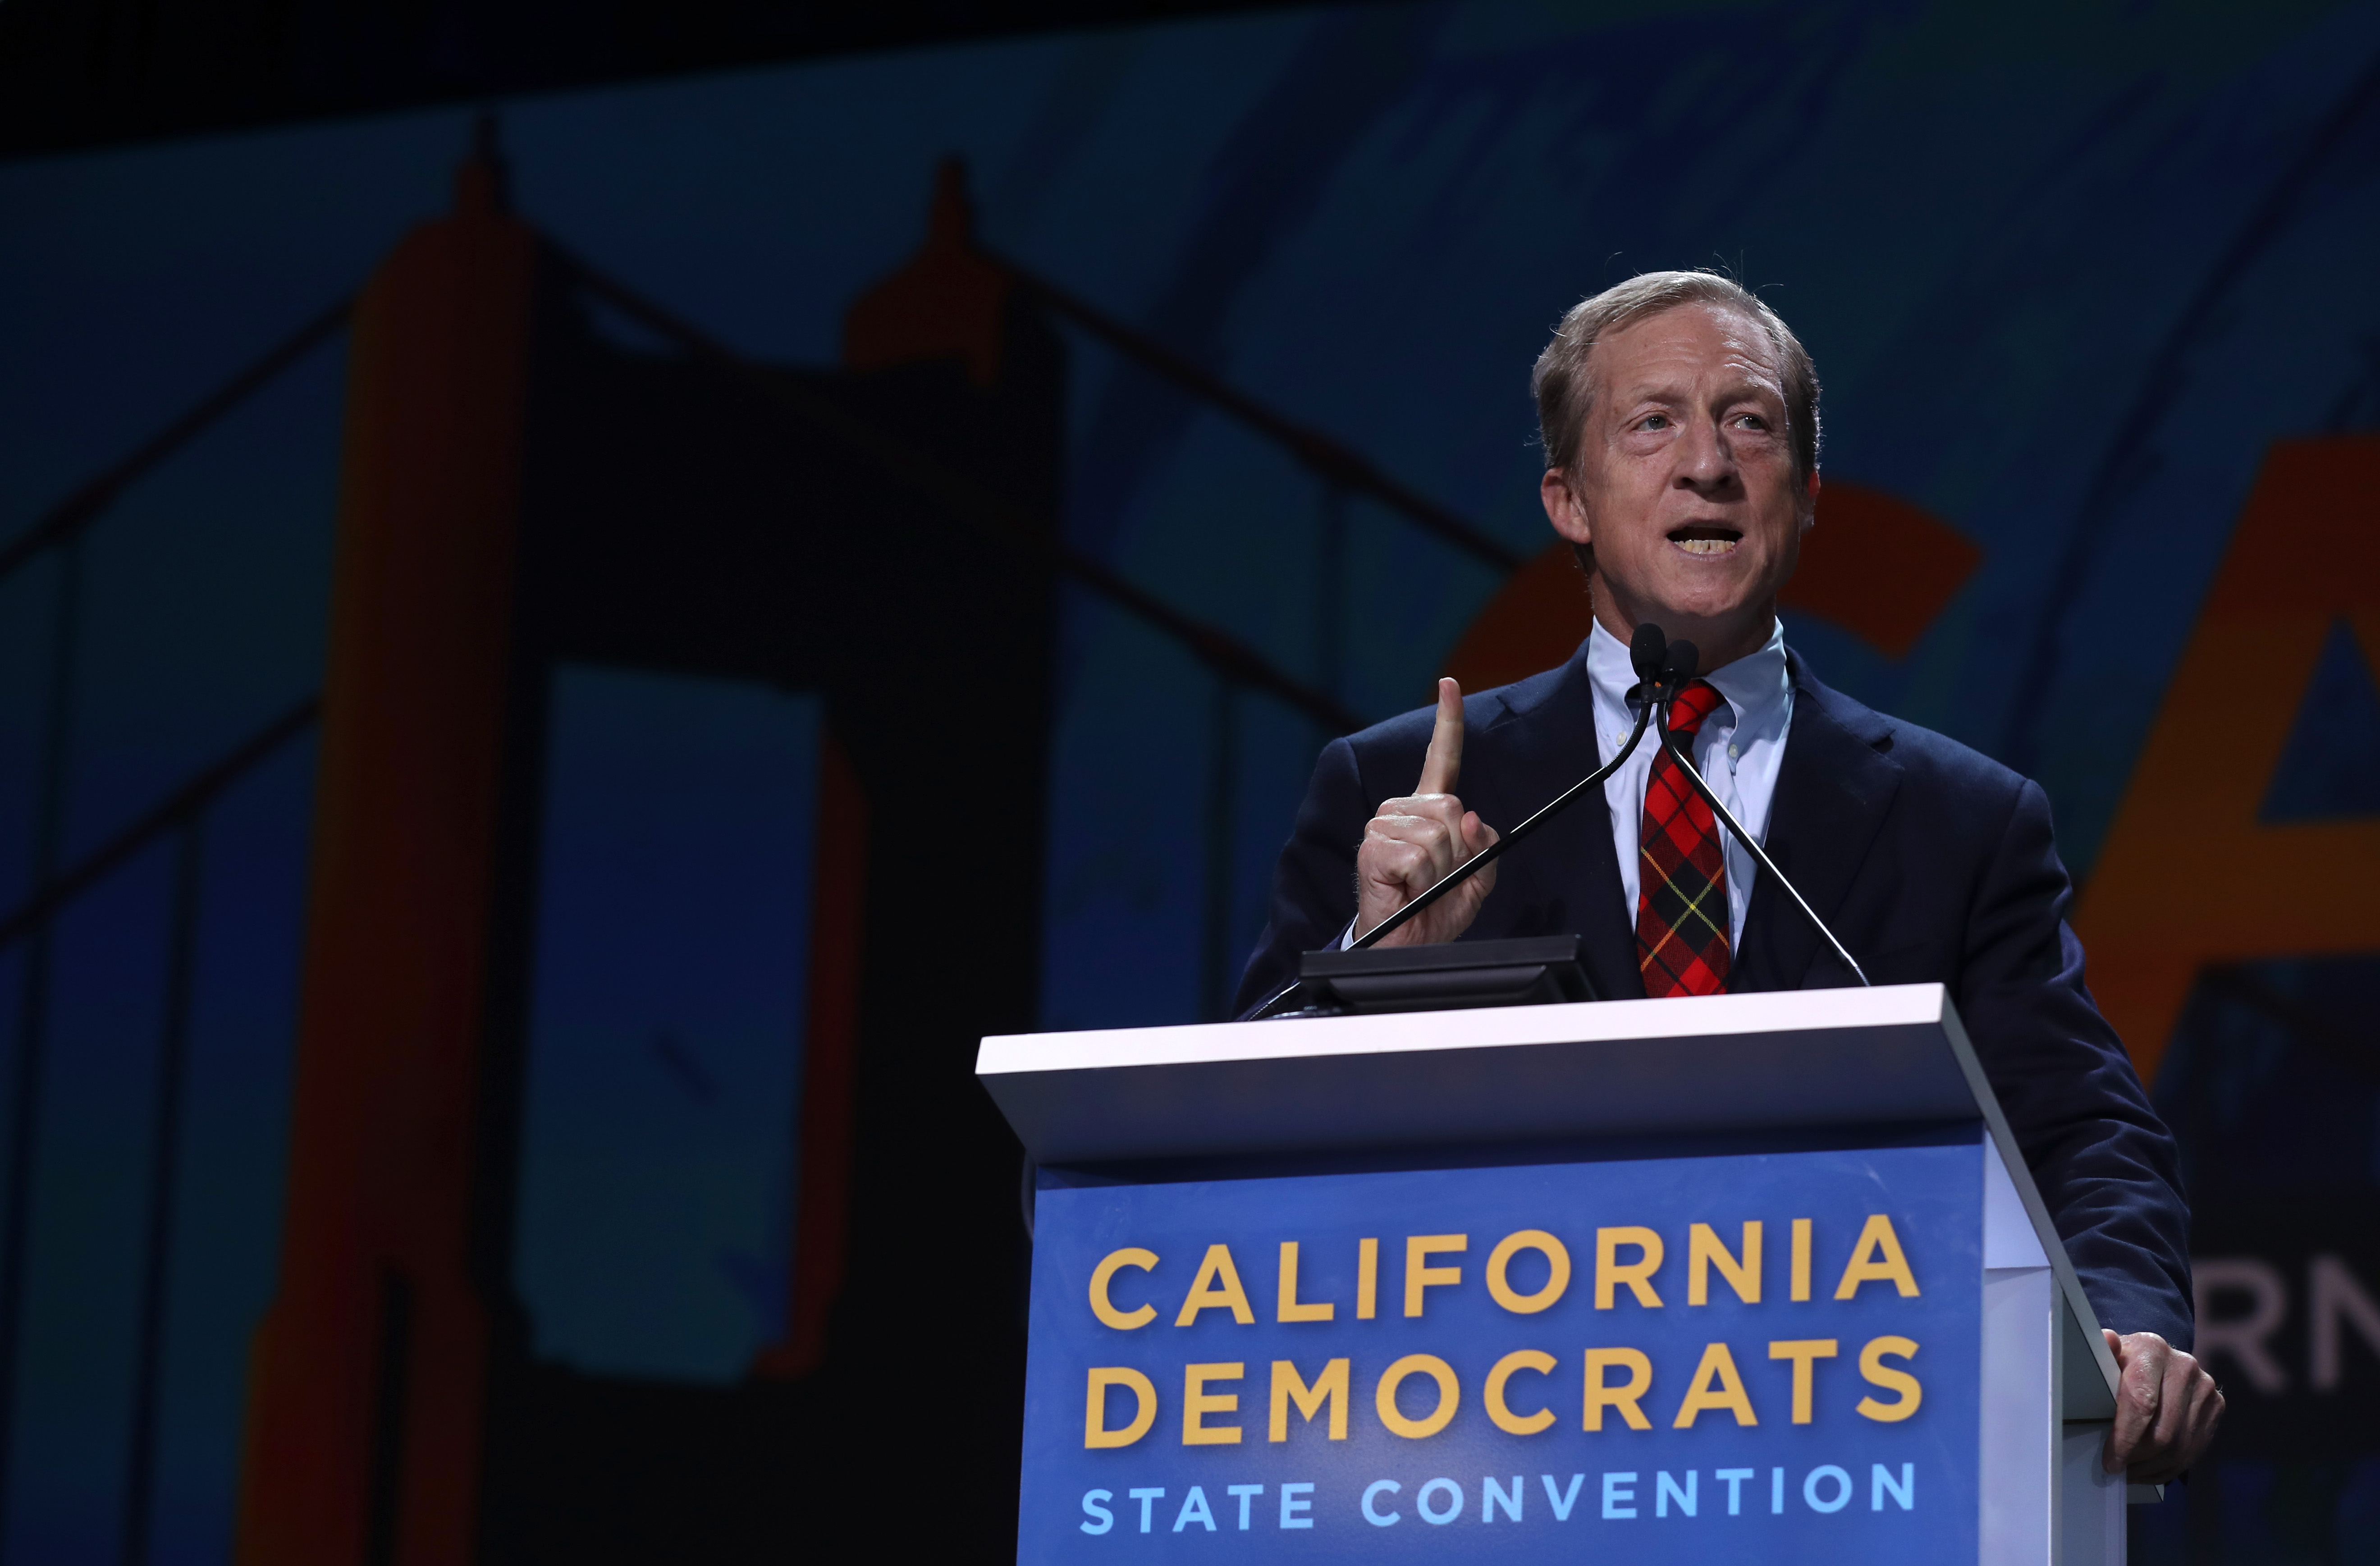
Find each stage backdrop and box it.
[0,1,2376,1561]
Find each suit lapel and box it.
[1734,655,1903,992]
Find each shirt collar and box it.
[1585,615,1791,734]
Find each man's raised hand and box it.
[1353,678,1501,947]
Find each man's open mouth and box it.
[1667,525,1742,557]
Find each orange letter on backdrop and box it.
[2079,436,2380,1082]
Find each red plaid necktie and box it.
[1637,680,1730,997]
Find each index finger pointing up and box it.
[1416,677,1465,795]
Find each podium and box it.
[978,983,2150,1564]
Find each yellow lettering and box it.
[1089,1247,1158,1330]
[1085,1366,1157,1448]
[1582,1347,1653,1431]
[1405,1234,1467,1317]
[1484,1349,1558,1435]
[1791,1218,1812,1302]
[1375,1353,1460,1439]
[1856,1335,1922,1421]
[1688,1222,1761,1305]
[1486,1229,1572,1314]
[1268,1358,1350,1441]
[1275,1241,1333,1323]
[1671,1342,1758,1428]
[1174,1244,1257,1326]
[1182,1362,1244,1444]
[2073,439,2380,1083]
[1834,1215,1920,1300]
[1596,1226,1665,1308]
[1767,1338,1839,1424]
[1357,1237,1379,1320]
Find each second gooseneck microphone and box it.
[1648,636,1870,988]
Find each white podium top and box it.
[979,983,1982,1166]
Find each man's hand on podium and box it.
[2103,1328,2223,1484]
[1354,678,1500,947]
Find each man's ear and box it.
[1799,467,1822,531]
[1540,467,1593,545]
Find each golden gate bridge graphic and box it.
[0,125,1973,1566]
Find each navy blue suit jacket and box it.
[1234,641,2194,1350]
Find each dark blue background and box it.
[3,2,2379,1558]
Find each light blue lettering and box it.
[1418,1479,1463,1526]
[1363,1480,1402,1527]
[1129,1488,1165,1533]
[1716,1468,1754,1516]
[1080,1490,1114,1535]
[1804,1465,1853,1514]
[1770,1467,1785,1514]
[1602,1472,1638,1520]
[1483,1476,1523,1523]
[1280,1482,1315,1529]
[1873,1463,1914,1511]
[1173,1488,1216,1533]
[1542,1473,1585,1521]
[1227,1484,1264,1529]
[1657,1470,1697,1518]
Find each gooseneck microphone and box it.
[1248,622,1868,1020]
[1344,622,1669,953]
[1650,638,1870,987]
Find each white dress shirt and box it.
[1586,617,1794,950]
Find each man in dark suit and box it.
[1234,271,2222,1483]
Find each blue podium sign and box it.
[1020,1141,1982,1564]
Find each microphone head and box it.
[1629,622,1667,682]
[1662,640,1700,684]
